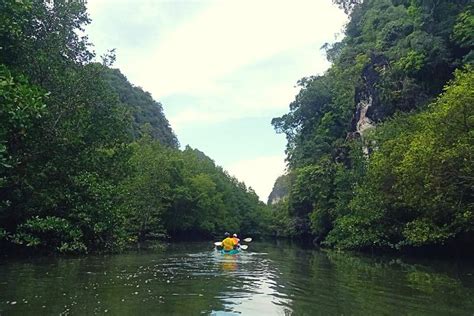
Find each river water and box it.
[1,241,473,315]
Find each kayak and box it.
[220,248,240,255]
[215,245,240,255]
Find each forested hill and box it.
[0,0,269,254]
[103,67,179,148]
[267,174,291,205]
[269,0,473,251]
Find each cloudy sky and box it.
[86,0,347,202]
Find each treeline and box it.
[0,0,268,253]
[269,0,473,251]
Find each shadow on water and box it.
[0,240,474,315]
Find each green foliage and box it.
[102,67,179,147]
[0,64,45,174]
[268,199,297,237]
[272,73,354,169]
[119,136,171,242]
[326,67,474,250]
[394,50,426,73]
[271,0,473,252]
[452,6,474,64]
[0,0,32,63]
[11,216,86,253]
[0,0,267,254]
[452,7,474,48]
[292,160,335,237]
[332,0,363,14]
[162,145,268,238]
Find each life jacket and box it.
[232,237,240,245]
[222,237,235,251]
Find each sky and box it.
[85,0,347,202]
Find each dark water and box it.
[1,241,474,315]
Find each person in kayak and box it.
[232,233,240,249]
[221,232,235,251]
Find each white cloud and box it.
[167,82,299,130]
[169,107,234,128]
[226,155,287,202]
[87,0,346,125]
[109,0,346,99]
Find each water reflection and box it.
[0,241,473,315]
[219,254,238,272]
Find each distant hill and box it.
[103,67,179,148]
[267,174,291,205]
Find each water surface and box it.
[1,241,473,315]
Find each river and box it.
[1,241,473,315]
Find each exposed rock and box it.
[349,54,389,146]
[356,96,375,135]
[267,174,291,205]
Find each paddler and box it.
[232,233,240,249]
[221,232,235,252]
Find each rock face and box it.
[267,174,291,205]
[349,54,389,145]
[355,96,375,135]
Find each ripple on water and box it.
[1,242,474,315]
